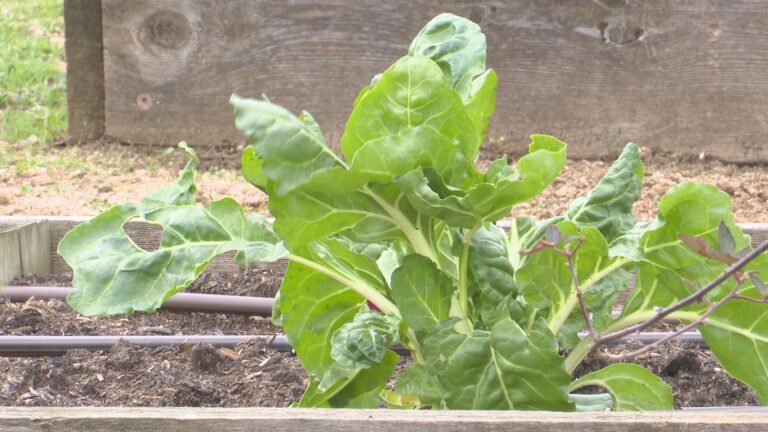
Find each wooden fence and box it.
[65,0,768,162]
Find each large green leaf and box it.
[566,143,643,242]
[618,183,750,315]
[61,151,286,316]
[342,55,477,185]
[269,185,404,249]
[279,261,364,380]
[422,318,573,410]
[570,363,673,411]
[465,69,497,140]
[390,254,454,331]
[231,95,340,195]
[408,12,486,102]
[330,309,400,368]
[468,225,518,327]
[699,296,768,403]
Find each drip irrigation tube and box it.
[2,285,274,315]
[0,332,705,357]
[0,335,290,356]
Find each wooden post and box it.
[64,0,105,142]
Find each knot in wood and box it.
[140,10,191,50]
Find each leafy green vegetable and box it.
[60,12,768,411]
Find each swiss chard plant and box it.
[59,13,768,411]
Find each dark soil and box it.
[0,267,760,408]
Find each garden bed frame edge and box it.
[2,406,768,431]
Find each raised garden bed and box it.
[1,220,767,411]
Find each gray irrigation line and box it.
[2,286,274,315]
[0,335,290,356]
[0,332,705,357]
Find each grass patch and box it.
[0,0,66,144]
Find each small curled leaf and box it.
[545,225,563,244]
[717,220,736,255]
[751,274,768,296]
[331,310,400,368]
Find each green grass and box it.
[0,0,66,145]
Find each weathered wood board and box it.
[0,222,51,285]
[93,0,768,162]
[64,0,104,142]
[1,407,768,432]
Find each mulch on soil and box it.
[0,267,761,408]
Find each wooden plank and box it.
[1,407,767,431]
[0,224,22,286]
[18,221,51,277]
[64,0,105,142]
[99,0,768,162]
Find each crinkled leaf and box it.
[566,143,643,242]
[61,152,287,316]
[468,225,517,327]
[570,363,673,411]
[279,261,365,380]
[395,135,567,228]
[331,309,400,368]
[231,95,340,195]
[423,318,573,410]
[408,12,486,102]
[390,254,453,331]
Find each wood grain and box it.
[64,0,104,142]
[1,407,768,431]
[18,221,51,277]
[97,0,768,162]
[0,224,23,286]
